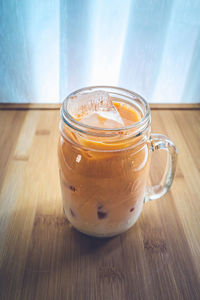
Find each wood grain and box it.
[0,103,199,110]
[0,107,199,300]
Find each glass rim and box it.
[61,85,151,136]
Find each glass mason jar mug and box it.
[58,86,177,238]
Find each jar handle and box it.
[145,134,178,202]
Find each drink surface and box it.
[58,99,150,237]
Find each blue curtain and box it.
[0,0,200,103]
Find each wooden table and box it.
[0,104,199,300]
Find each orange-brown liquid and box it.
[58,102,150,237]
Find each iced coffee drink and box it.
[58,88,151,237]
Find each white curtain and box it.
[0,0,200,103]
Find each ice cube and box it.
[67,91,124,128]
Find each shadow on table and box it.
[0,212,127,299]
[1,209,186,300]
